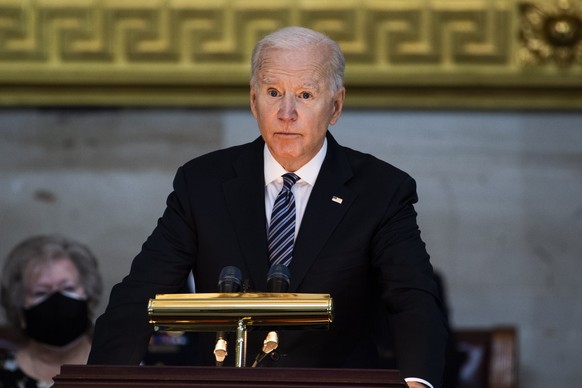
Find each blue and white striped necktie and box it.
[268,173,300,267]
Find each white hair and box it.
[250,26,345,94]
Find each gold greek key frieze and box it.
[0,1,511,66]
[0,0,580,109]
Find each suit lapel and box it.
[222,134,355,292]
[290,133,355,292]
[222,137,270,292]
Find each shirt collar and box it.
[264,137,327,187]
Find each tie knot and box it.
[282,173,300,190]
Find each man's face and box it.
[250,46,345,172]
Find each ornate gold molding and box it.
[0,0,580,109]
[519,0,582,66]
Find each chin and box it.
[272,144,301,157]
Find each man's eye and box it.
[267,89,279,97]
[299,92,312,99]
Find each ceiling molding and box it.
[1,0,580,109]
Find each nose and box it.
[277,94,297,121]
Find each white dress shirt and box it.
[264,138,327,238]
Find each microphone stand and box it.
[251,263,289,367]
[214,266,242,366]
[251,331,278,367]
[213,338,228,367]
[235,319,248,368]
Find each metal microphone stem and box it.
[235,319,247,367]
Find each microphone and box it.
[218,265,242,293]
[252,264,290,367]
[267,263,290,293]
[214,266,242,366]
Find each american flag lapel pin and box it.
[332,196,343,204]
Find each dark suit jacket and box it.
[88,132,447,385]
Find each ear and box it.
[250,85,258,119]
[329,87,345,126]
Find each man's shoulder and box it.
[181,138,261,172]
[338,143,412,181]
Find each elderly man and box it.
[88,26,448,388]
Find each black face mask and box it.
[22,291,89,347]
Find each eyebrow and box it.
[261,77,320,91]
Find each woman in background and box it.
[0,235,103,387]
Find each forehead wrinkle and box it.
[259,59,326,89]
[302,81,320,91]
